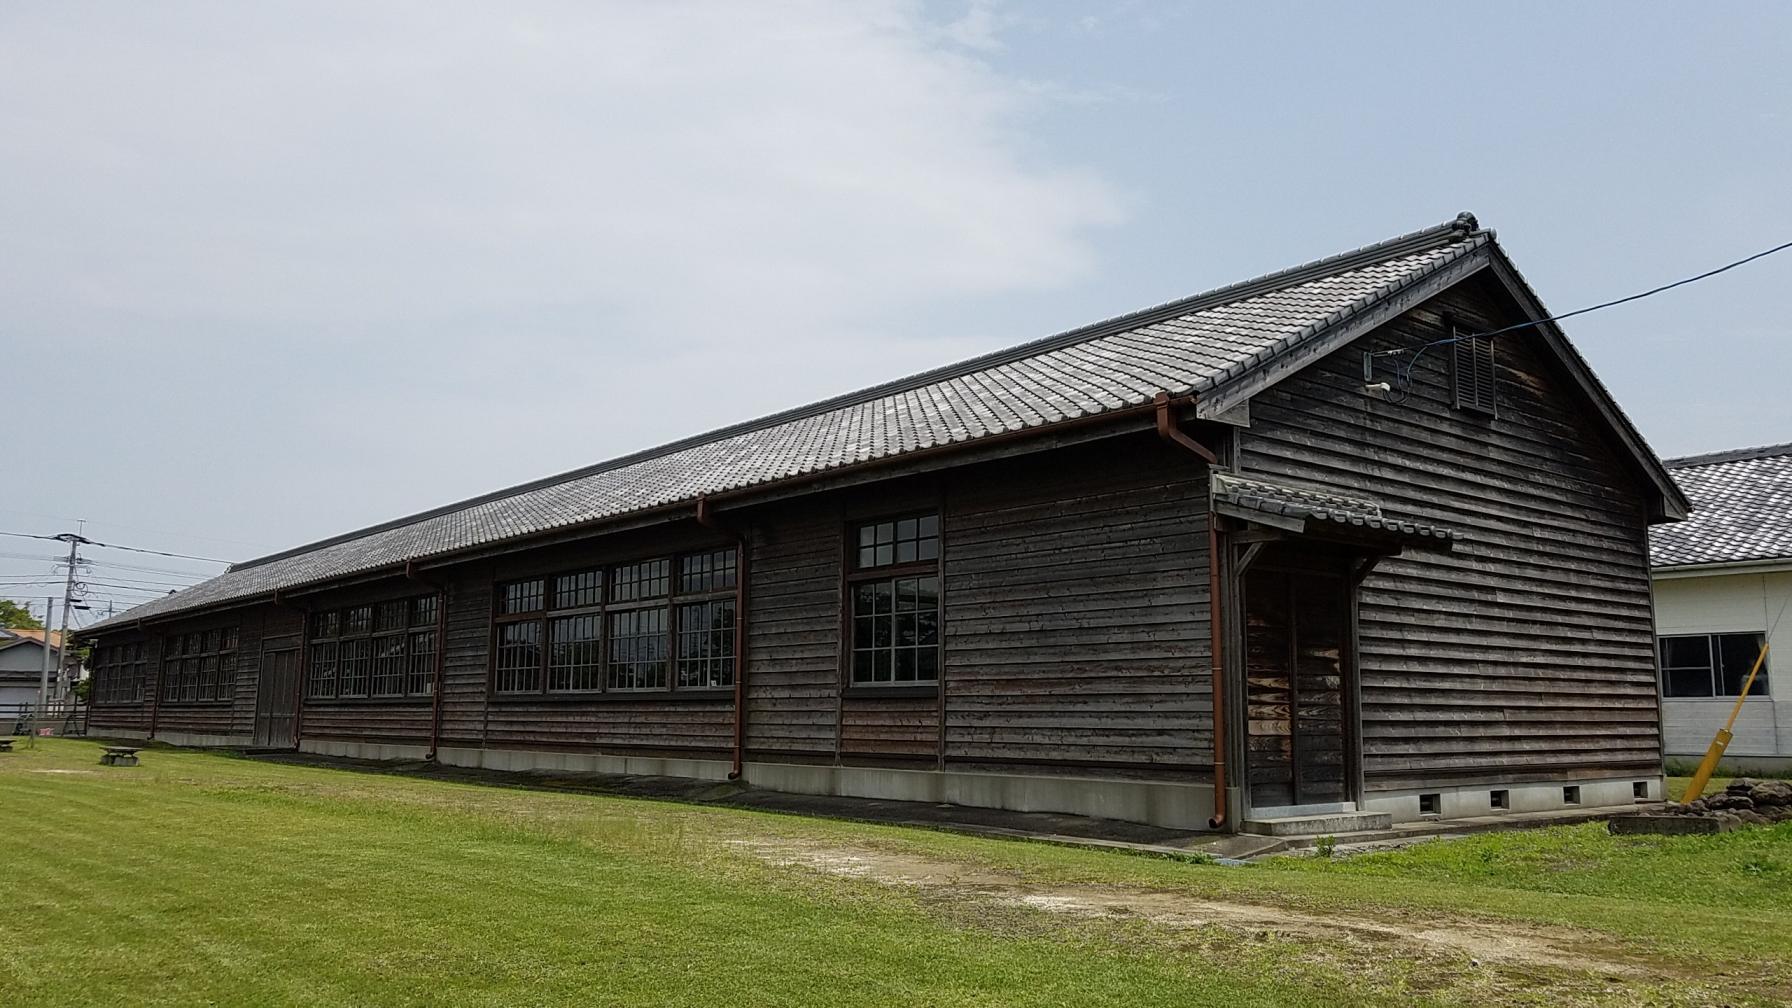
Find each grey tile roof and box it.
[90,215,1492,632]
[1210,473,1455,546]
[1651,443,1792,568]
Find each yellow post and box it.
[1681,641,1771,802]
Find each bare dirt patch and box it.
[731,839,1660,980]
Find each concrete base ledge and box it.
[297,739,1215,830]
[1365,775,1660,823]
[106,729,251,748]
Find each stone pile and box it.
[1660,778,1792,828]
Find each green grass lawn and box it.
[3,739,1788,1007]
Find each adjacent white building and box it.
[1652,443,1792,771]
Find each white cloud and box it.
[0,0,1125,550]
[1,1,1120,341]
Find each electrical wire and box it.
[82,539,232,564]
[1372,236,1792,400]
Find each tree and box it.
[0,599,44,630]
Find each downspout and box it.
[405,560,448,762]
[696,496,750,780]
[1153,393,1230,830]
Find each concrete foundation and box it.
[296,739,1216,830]
[1364,775,1659,823]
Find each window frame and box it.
[92,641,149,705]
[306,595,439,703]
[157,626,239,705]
[1660,632,1770,699]
[488,547,739,702]
[841,511,943,695]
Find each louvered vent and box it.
[1452,335,1497,415]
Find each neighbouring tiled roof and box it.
[1651,442,1792,568]
[1210,473,1455,546]
[0,627,64,650]
[89,215,1498,632]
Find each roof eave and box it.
[1652,557,1792,579]
[1480,248,1692,524]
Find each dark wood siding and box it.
[1239,275,1660,791]
[439,570,493,748]
[745,497,842,760]
[942,436,1213,777]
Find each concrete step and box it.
[1240,811,1394,837]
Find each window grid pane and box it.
[553,570,603,610]
[608,608,668,690]
[678,550,738,595]
[407,630,437,695]
[850,575,939,684]
[501,579,546,615]
[610,559,670,603]
[548,615,603,692]
[371,633,407,696]
[307,642,339,699]
[410,595,438,628]
[339,638,374,697]
[495,621,543,693]
[676,600,735,688]
[854,513,940,570]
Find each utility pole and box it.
[37,596,54,713]
[53,532,88,704]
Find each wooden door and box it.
[253,647,300,748]
[1243,566,1350,808]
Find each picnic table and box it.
[100,746,140,767]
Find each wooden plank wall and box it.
[745,495,846,761]
[1239,275,1661,791]
[471,526,738,756]
[288,581,431,747]
[86,628,156,735]
[943,437,1213,776]
[83,432,1218,781]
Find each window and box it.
[548,615,602,692]
[1660,632,1769,698]
[677,599,736,688]
[92,642,148,704]
[608,608,668,690]
[492,549,737,696]
[306,595,439,700]
[856,514,939,569]
[159,627,238,702]
[1451,334,1497,415]
[848,513,942,686]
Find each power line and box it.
[82,539,233,564]
[81,558,209,579]
[1377,236,1792,363]
[0,507,276,551]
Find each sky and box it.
[2,1,1789,623]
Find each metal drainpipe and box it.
[696,497,750,780]
[1153,392,1230,830]
[405,561,448,762]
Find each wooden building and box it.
[81,213,1689,833]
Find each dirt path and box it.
[732,839,1659,979]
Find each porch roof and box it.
[1210,473,1454,551]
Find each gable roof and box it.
[87,212,1680,633]
[1651,442,1792,569]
